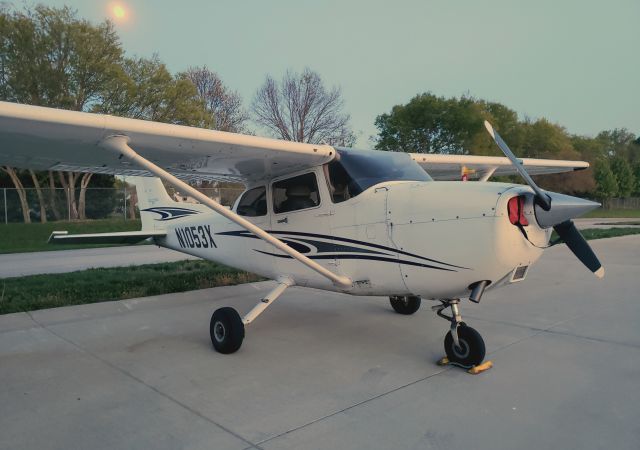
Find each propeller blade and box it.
[484,121,551,210]
[553,220,604,278]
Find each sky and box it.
[24,0,640,147]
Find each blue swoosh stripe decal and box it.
[142,207,200,221]
[254,250,457,272]
[216,229,468,271]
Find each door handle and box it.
[277,217,288,224]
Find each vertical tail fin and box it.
[129,176,176,230]
[129,176,212,230]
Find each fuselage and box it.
[152,175,551,300]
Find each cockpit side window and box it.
[272,172,320,214]
[326,160,357,203]
[236,186,267,217]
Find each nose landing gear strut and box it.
[433,299,488,370]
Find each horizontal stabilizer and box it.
[48,230,166,245]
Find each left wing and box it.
[410,153,589,181]
[0,101,334,183]
[0,102,352,288]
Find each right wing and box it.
[410,153,589,181]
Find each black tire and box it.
[210,307,245,354]
[444,324,485,368]
[389,295,421,315]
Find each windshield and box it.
[326,148,431,202]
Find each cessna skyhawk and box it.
[0,101,602,369]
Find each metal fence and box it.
[1,186,245,224]
[604,197,640,210]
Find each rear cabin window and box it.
[236,186,267,217]
[272,172,320,214]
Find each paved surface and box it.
[0,245,195,278]
[0,236,639,450]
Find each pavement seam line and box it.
[465,312,640,350]
[255,307,618,446]
[0,312,41,334]
[541,328,640,349]
[24,311,264,450]
[255,365,455,446]
[477,307,617,360]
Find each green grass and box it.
[581,208,640,218]
[0,219,143,254]
[575,227,640,240]
[550,227,640,244]
[0,260,263,315]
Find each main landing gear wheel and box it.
[444,324,485,368]
[210,307,245,354]
[389,295,421,315]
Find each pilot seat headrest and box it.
[286,185,311,197]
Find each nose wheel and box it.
[444,324,485,368]
[433,299,485,368]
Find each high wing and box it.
[410,153,589,181]
[0,101,334,183]
[0,102,589,184]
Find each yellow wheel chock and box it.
[437,357,493,374]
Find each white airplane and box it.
[0,101,603,369]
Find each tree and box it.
[252,68,354,145]
[375,93,480,154]
[520,119,595,195]
[373,92,601,195]
[0,5,122,109]
[180,66,248,132]
[593,160,618,204]
[0,5,123,221]
[1,166,30,222]
[633,163,640,195]
[96,55,206,126]
[597,129,637,160]
[374,93,526,155]
[610,157,635,198]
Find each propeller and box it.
[484,121,604,278]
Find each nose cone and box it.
[534,192,600,229]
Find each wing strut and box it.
[478,167,497,182]
[100,135,352,289]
